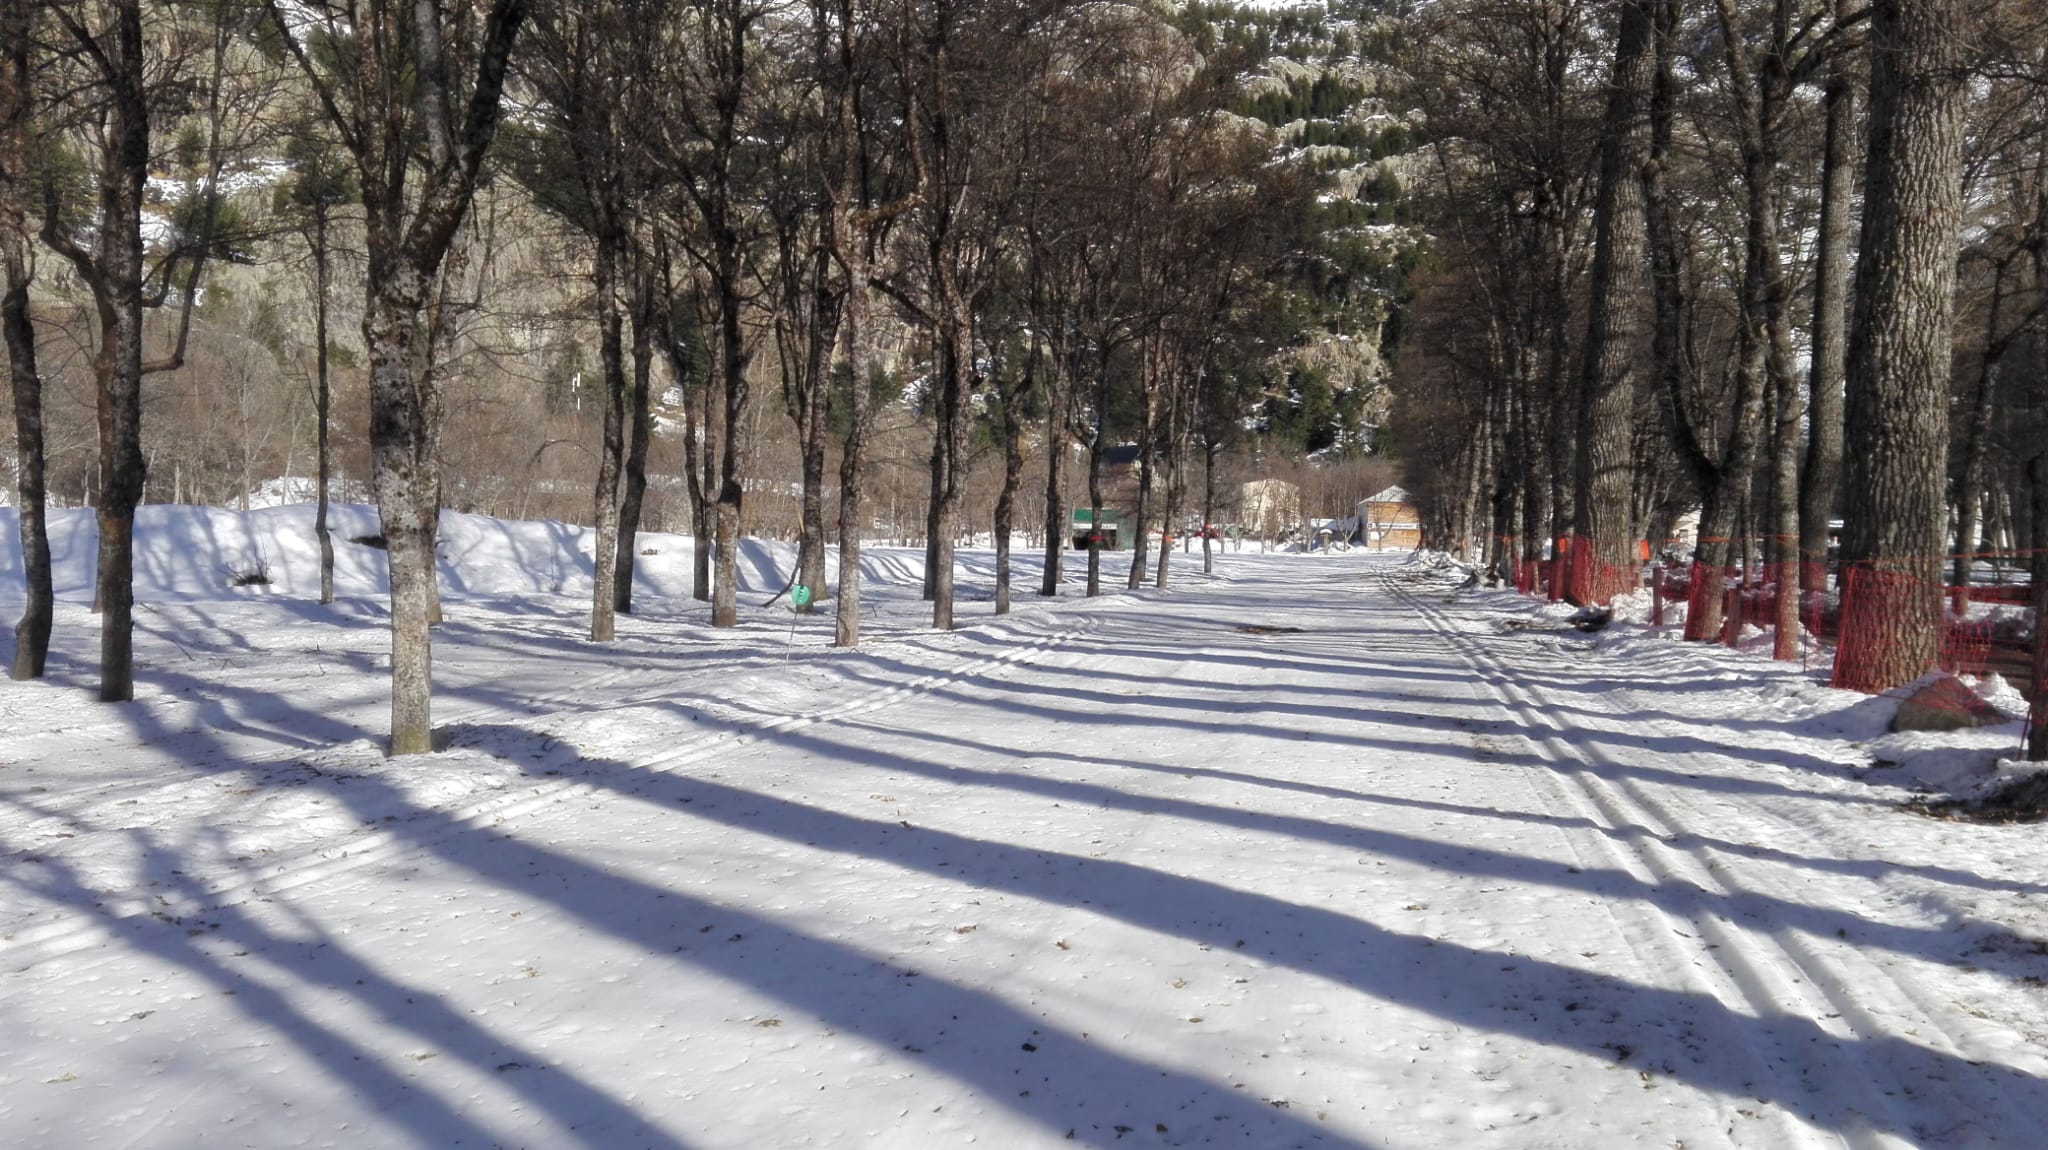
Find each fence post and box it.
[2031,578,2047,761]
[1722,576,1741,647]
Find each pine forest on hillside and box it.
[1,0,2045,759]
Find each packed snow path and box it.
[3,548,2045,1148]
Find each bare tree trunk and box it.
[994,415,1021,614]
[366,276,440,755]
[1801,38,1854,591]
[1157,371,1189,590]
[1518,361,1550,581]
[674,298,715,603]
[834,236,876,647]
[588,233,627,641]
[0,0,46,680]
[36,1,153,701]
[274,0,533,756]
[993,341,1033,615]
[1837,0,1967,691]
[92,146,145,695]
[1086,351,1109,597]
[923,388,946,602]
[2,224,50,680]
[311,211,335,606]
[929,300,970,630]
[1951,260,2023,602]
[1201,437,1217,576]
[2030,225,2048,760]
[613,271,655,614]
[1572,0,1655,605]
[655,277,714,602]
[416,228,472,630]
[1710,0,1802,661]
[1039,365,1067,596]
[2,1,46,673]
[712,268,747,627]
[1127,351,1157,591]
[1489,370,1518,583]
[1543,242,1575,601]
[795,240,835,613]
[1769,353,1801,659]
[2029,451,2047,760]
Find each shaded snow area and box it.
[3,510,2046,1149]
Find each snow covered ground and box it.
[2,507,2046,1148]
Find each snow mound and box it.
[0,505,848,604]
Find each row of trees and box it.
[1391,0,2048,755]
[1,0,1402,753]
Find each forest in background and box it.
[0,0,1422,750]
[4,0,2043,758]
[1388,0,2048,757]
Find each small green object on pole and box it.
[785,584,809,661]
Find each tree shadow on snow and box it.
[526,720,2047,1146]
[10,691,1369,1149]
[1,812,687,1150]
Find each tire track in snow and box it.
[1384,568,1929,1149]
[1497,646,2048,1071]
[0,605,1110,976]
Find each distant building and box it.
[1069,444,1144,551]
[1355,486,1420,550]
[1070,506,1130,551]
[1238,479,1301,539]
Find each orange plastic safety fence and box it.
[1826,564,2025,694]
[1489,548,2038,739]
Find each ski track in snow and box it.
[0,596,1111,972]
[1387,569,2045,1148]
[1,520,2046,1149]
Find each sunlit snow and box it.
[1,507,2044,1148]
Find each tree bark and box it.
[92,17,147,702]
[614,270,656,614]
[1800,39,1855,592]
[794,239,836,613]
[1130,372,1163,589]
[1201,437,1216,576]
[365,274,441,754]
[654,274,714,602]
[1127,347,1157,591]
[834,240,875,646]
[38,1,151,701]
[2029,451,2047,760]
[311,210,335,606]
[928,298,970,631]
[2,225,49,680]
[1571,0,1655,605]
[1951,264,2011,603]
[1086,350,1110,597]
[1709,0,1802,660]
[712,262,747,628]
[1155,374,1187,590]
[268,0,531,752]
[2,1,46,677]
[1837,0,1967,691]
[1038,362,1067,596]
[993,341,1032,615]
[922,383,947,603]
[1768,352,1801,660]
[588,231,627,642]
